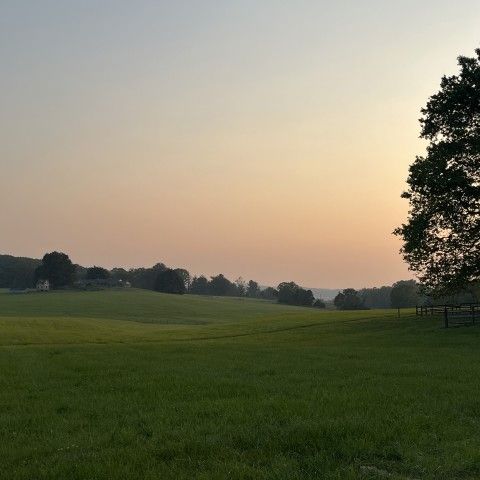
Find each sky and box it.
[1,1,479,288]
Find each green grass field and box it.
[1,289,479,479]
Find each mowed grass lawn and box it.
[1,290,479,479]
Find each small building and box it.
[36,280,50,292]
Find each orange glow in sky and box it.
[1,1,479,288]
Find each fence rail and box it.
[416,303,480,328]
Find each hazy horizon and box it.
[2,1,479,288]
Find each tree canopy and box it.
[35,252,75,288]
[86,266,110,280]
[390,280,419,309]
[333,289,364,310]
[277,282,314,307]
[395,49,480,295]
[154,269,186,295]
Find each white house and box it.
[36,280,50,292]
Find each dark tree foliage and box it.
[246,280,261,298]
[130,263,167,290]
[390,280,420,309]
[209,274,236,296]
[235,277,247,297]
[358,286,392,309]
[35,252,75,288]
[333,289,365,310]
[110,267,130,282]
[154,268,186,294]
[0,255,40,289]
[86,266,110,280]
[395,49,480,295]
[189,275,210,295]
[313,299,326,309]
[277,282,314,306]
[174,269,191,290]
[260,286,278,300]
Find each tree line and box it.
[3,252,476,309]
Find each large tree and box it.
[154,269,186,295]
[209,274,235,296]
[35,252,75,288]
[86,266,110,280]
[189,275,209,295]
[395,49,480,295]
[333,289,364,310]
[277,282,314,307]
[390,280,419,309]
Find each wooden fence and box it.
[416,303,480,328]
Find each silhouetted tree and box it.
[277,282,314,306]
[154,268,186,294]
[358,286,392,309]
[235,277,246,296]
[390,280,419,309]
[130,263,167,290]
[277,282,299,305]
[260,286,278,300]
[209,274,235,296]
[395,49,480,295]
[296,288,314,306]
[189,275,209,295]
[86,266,110,280]
[110,267,130,283]
[247,280,261,298]
[0,254,40,289]
[334,289,364,310]
[174,269,191,290]
[35,252,75,288]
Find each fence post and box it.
[444,306,448,328]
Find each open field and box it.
[1,289,479,479]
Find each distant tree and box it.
[277,282,299,305]
[390,280,419,309]
[313,299,326,309]
[74,264,88,282]
[234,277,246,296]
[358,286,392,309]
[174,269,191,290]
[296,288,315,306]
[333,291,345,309]
[110,267,130,283]
[260,286,278,300]
[0,254,40,289]
[130,263,167,290]
[246,280,261,298]
[209,274,235,296]
[395,49,480,295]
[154,269,186,294]
[35,252,75,289]
[86,266,110,280]
[334,289,364,310]
[277,282,314,306]
[189,275,209,295]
